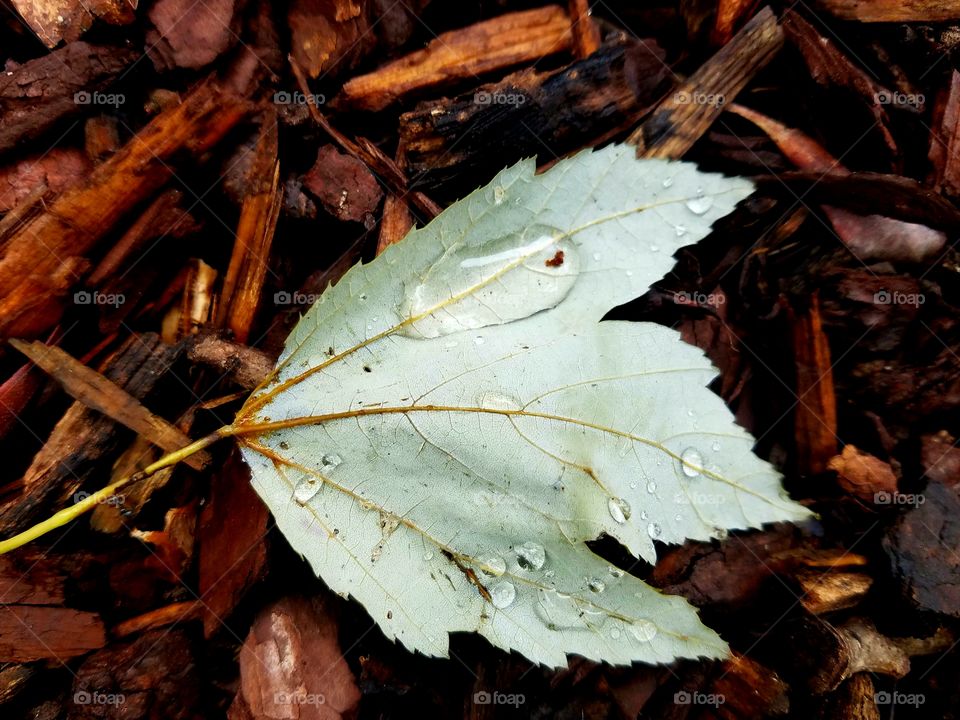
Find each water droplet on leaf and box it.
[490,582,516,608]
[515,541,546,570]
[293,477,322,506]
[685,194,713,215]
[478,554,506,577]
[608,497,632,524]
[680,447,703,477]
[630,619,658,642]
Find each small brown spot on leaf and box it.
[545,250,565,267]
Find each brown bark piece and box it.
[629,6,782,158]
[229,595,361,720]
[0,605,105,661]
[303,143,383,225]
[400,40,670,195]
[827,445,898,502]
[884,481,960,616]
[782,10,898,157]
[289,0,370,79]
[146,0,238,70]
[198,452,269,637]
[820,674,880,720]
[815,0,960,22]
[9,340,211,470]
[217,114,282,343]
[0,79,250,341]
[70,629,201,719]
[921,431,960,486]
[0,148,91,212]
[112,601,201,638]
[712,0,759,45]
[0,552,66,604]
[929,70,960,199]
[83,114,121,161]
[0,41,138,154]
[790,294,838,476]
[186,335,274,391]
[0,333,183,536]
[9,0,135,48]
[339,6,574,112]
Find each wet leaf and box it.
[235,145,811,667]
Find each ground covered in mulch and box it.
[1,1,960,718]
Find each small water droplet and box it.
[321,453,342,470]
[685,193,714,215]
[293,477,321,505]
[608,566,624,578]
[625,270,634,277]
[649,243,660,252]
[647,522,662,539]
[515,541,546,570]
[630,619,658,642]
[611,627,622,639]
[680,447,703,477]
[608,497,632,524]
[473,336,485,345]
[587,577,606,593]
[646,481,657,494]
[662,177,674,188]
[493,185,506,204]
[640,510,648,521]
[674,225,687,238]
[686,408,695,417]
[423,551,434,561]
[711,441,721,452]
[490,582,516,608]
[592,252,601,261]
[478,554,506,577]
[629,481,637,490]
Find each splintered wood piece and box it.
[112,601,201,638]
[789,294,838,476]
[822,674,880,720]
[376,147,414,255]
[288,0,370,79]
[163,259,218,342]
[9,0,136,48]
[0,42,138,153]
[929,70,960,198]
[0,605,106,661]
[712,0,759,45]
[0,334,183,535]
[0,79,250,341]
[798,570,873,614]
[339,6,574,112]
[712,652,790,718]
[400,41,670,195]
[815,0,960,22]
[217,114,282,343]
[628,6,782,158]
[9,340,211,471]
[567,0,601,58]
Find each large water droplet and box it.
[685,193,714,215]
[477,554,506,577]
[608,497,632,524]
[490,582,516,609]
[493,185,506,204]
[647,522,662,539]
[293,476,322,506]
[630,619,658,642]
[646,481,657,494]
[680,447,703,477]
[515,541,546,570]
[400,224,578,339]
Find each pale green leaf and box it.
[236,144,811,668]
